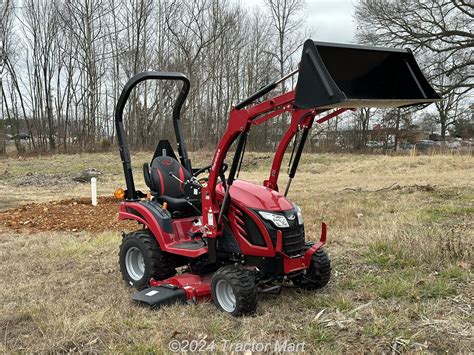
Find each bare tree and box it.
[355,0,473,140]
[20,0,60,150]
[0,0,14,155]
[1,0,314,153]
[265,0,305,90]
[59,0,110,149]
[263,0,306,149]
[353,108,377,150]
[165,0,236,148]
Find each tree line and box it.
[1,0,308,154]
[355,0,473,142]
[0,0,472,155]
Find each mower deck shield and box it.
[295,40,441,109]
[132,285,187,309]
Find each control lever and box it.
[170,172,205,188]
[168,172,183,183]
[169,171,202,203]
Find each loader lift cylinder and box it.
[284,123,311,197]
[218,132,248,224]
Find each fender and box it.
[118,201,208,258]
[118,201,174,247]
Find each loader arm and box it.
[264,108,349,192]
[195,39,441,241]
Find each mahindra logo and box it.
[161,159,172,166]
[287,214,296,221]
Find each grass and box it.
[0,152,473,352]
[420,205,474,222]
[301,323,335,343]
[366,240,419,268]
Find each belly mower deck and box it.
[132,235,327,309]
[133,274,212,309]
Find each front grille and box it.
[266,223,305,257]
[251,208,305,257]
[282,225,305,256]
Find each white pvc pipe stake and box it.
[91,177,97,206]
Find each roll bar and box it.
[115,71,190,200]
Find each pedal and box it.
[186,231,203,239]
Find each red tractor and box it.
[115,40,440,315]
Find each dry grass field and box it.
[0,151,473,352]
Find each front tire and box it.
[211,265,258,316]
[293,249,331,290]
[119,230,176,290]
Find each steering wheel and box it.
[193,162,228,178]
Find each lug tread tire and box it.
[294,249,331,290]
[212,265,258,316]
[119,230,176,290]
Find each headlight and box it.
[294,204,304,225]
[258,211,289,228]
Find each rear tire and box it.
[119,229,176,290]
[211,265,257,316]
[293,249,331,290]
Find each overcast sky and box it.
[242,0,357,44]
[305,0,356,43]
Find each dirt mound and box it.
[241,155,271,170]
[15,172,75,187]
[342,183,436,193]
[0,196,136,233]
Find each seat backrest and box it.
[148,156,191,198]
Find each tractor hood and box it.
[295,40,441,109]
[216,180,293,211]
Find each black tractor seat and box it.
[143,156,200,217]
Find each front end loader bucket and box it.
[295,40,441,109]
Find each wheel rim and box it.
[215,279,236,313]
[125,247,145,281]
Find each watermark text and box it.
[168,339,305,352]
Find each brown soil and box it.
[0,196,135,232]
